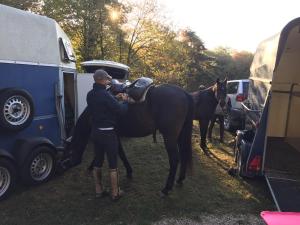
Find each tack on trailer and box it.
[235,18,300,211]
[0,5,77,199]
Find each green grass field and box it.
[0,125,274,225]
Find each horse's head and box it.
[213,78,227,108]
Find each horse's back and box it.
[151,84,189,101]
[149,84,190,135]
[192,89,218,120]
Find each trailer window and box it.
[83,66,128,80]
[59,38,76,62]
[227,82,239,94]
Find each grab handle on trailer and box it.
[55,83,66,142]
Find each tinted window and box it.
[227,82,239,94]
[83,66,128,79]
[243,82,249,96]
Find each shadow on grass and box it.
[0,132,274,225]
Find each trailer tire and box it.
[0,88,34,132]
[21,146,56,185]
[0,158,17,201]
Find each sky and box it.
[158,0,300,52]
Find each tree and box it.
[0,0,42,12]
[121,0,160,66]
[42,0,125,63]
[1,0,252,90]
[209,47,253,81]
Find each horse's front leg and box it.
[161,135,179,196]
[118,137,133,179]
[152,129,157,143]
[199,119,209,153]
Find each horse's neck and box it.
[195,87,218,105]
[196,87,214,98]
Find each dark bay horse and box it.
[66,84,194,196]
[191,79,227,152]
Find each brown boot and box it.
[93,167,108,198]
[110,168,124,201]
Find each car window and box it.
[227,82,239,94]
[243,82,249,96]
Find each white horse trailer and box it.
[0,4,76,200]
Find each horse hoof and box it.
[176,180,183,187]
[126,173,133,179]
[160,189,168,198]
[160,192,167,198]
[200,145,209,155]
[203,150,209,156]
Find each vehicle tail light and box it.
[236,94,245,102]
[248,155,262,172]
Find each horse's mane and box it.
[192,84,216,97]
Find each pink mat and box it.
[261,211,300,225]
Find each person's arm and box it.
[105,92,128,116]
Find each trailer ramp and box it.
[265,138,300,211]
[266,171,300,211]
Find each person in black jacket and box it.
[87,69,128,201]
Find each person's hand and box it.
[116,93,128,101]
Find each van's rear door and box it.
[77,73,94,117]
[76,62,129,117]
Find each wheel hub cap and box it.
[3,96,30,126]
[0,167,11,197]
[30,153,53,181]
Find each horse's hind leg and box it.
[199,119,209,153]
[152,129,157,143]
[161,135,179,195]
[118,137,133,179]
[177,141,187,185]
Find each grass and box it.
[0,124,274,225]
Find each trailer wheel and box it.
[0,88,34,132]
[21,146,56,185]
[0,158,17,200]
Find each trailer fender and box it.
[13,137,57,167]
[0,149,15,162]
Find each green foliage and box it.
[208,47,253,81]
[0,0,42,12]
[0,0,253,90]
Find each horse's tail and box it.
[65,107,91,167]
[178,92,194,172]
